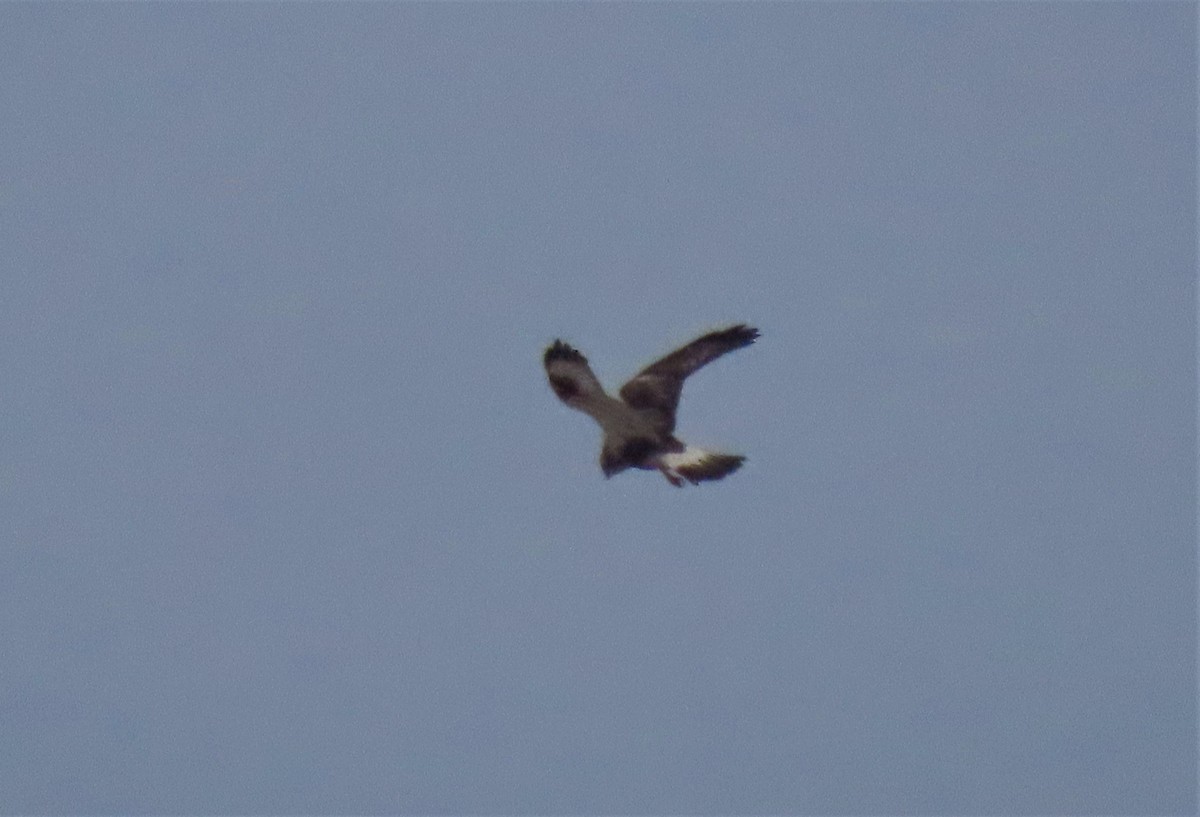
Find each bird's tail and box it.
[660,446,745,485]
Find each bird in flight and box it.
[543,324,759,487]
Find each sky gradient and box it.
[1,3,1195,814]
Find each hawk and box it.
[543,324,759,487]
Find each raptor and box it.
[543,324,758,487]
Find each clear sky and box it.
[1,3,1194,814]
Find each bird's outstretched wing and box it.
[544,340,607,415]
[618,324,759,433]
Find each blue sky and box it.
[1,3,1194,814]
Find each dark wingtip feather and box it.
[721,324,760,347]
[544,339,587,367]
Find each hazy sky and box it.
[1,3,1194,814]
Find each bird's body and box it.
[543,325,758,487]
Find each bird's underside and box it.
[543,324,758,487]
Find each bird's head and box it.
[600,449,629,479]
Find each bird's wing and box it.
[544,340,608,419]
[618,324,759,433]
